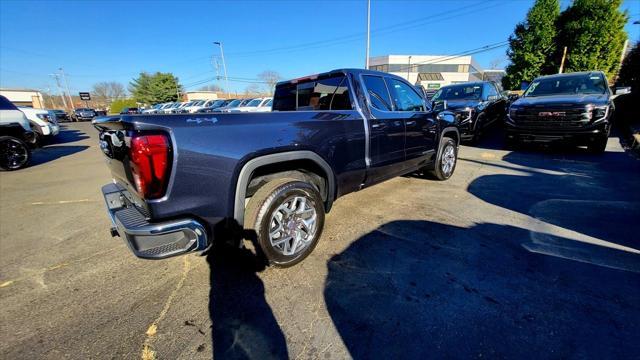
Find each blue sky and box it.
[1,0,638,95]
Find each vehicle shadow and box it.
[49,126,90,145]
[465,147,640,248]
[324,220,640,359]
[207,240,289,359]
[29,145,89,167]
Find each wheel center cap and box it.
[287,220,297,232]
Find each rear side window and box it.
[0,96,18,110]
[362,75,392,111]
[386,78,426,112]
[273,75,352,111]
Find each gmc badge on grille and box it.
[539,111,566,117]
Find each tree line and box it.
[502,0,629,90]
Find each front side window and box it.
[362,75,392,111]
[386,78,425,112]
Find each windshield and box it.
[226,100,242,107]
[524,73,607,97]
[432,84,482,101]
[264,99,273,107]
[246,99,262,107]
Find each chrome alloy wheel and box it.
[441,144,456,177]
[268,195,318,256]
[0,138,28,170]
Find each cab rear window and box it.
[273,75,352,111]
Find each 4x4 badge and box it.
[186,117,218,124]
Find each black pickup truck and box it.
[506,71,630,152]
[94,69,460,266]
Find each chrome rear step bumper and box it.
[102,183,209,259]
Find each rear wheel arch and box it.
[233,151,335,225]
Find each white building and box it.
[184,91,220,101]
[368,55,484,90]
[0,88,45,108]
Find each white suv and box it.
[19,106,59,143]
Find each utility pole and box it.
[49,73,68,110]
[558,46,568,74]
[214,42,230,97]
[59,67,75,110]
[365,0,371,69]
[407,56,412,81]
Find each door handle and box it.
[406,120,416,126]
[371,122,386,129]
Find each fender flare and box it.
[233,150,336,224]
[440,126,460,147]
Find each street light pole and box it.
[59,67,75,110]
[214,42,230,97]
[49,73,68,110]
[365,0,371,69]
[407,56,412,82]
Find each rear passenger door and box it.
[361,75,407,185]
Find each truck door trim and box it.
[347,74,371,168]
[234,151,336,225]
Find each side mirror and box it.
[432,100,447,112]
[614,87,631,96]
[436,111,455,123]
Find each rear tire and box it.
[0,136,31,171]
[430,136,457,181]
[244,178,325,267]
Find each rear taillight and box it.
[129,134,171,199]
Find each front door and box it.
[361,75,406,185]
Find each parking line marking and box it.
[31,199,94,205]
[140,256,192,360]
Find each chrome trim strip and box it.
[348,74,371,168]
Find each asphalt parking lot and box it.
[1,122,639,359]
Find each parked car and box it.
[51,109,70,122]
[228,97,273,112]
[142,103,165,114]
[120,107,140,115]
[161,102,181,114]
[431,81,507,142]
[199,99,234,113]
[72,108,97,122]
[94,68,459,266]
[0,96,35,170]
[185,99,219,113]
[19,106,59,144]
[214,98,252,113]
[172,101,193,114]
[506,71,628,153]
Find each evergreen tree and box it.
[555,0,628,80]
[502,0,560,90]
[617,42,639,94]
[129,72,182,104]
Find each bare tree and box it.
[257,70,282,94]
[92,81,126,104]
[244,83,262,95]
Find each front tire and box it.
[0,136,31,171]
[244,178,325,267]
[587,136,607,154]
[430,136,457,180]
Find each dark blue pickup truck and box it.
[94,69,460,267]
